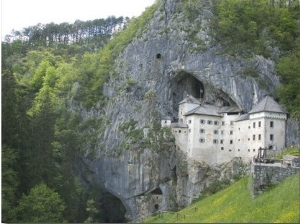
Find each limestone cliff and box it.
[74,0,298,221]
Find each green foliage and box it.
[275,52,300,118]
[1,145,19,222]
[145,173,300,223]
[15,183,66,223]
[212,0,299,56]
[85,199,99,223]
[275,147,300,160]
[182,0,202,21]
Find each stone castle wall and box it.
[251,161,300,198]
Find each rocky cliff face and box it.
[75,0,298,221]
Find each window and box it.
[253,122,256,128]
[270,134,274,141]
[248,149,250,152]
[222,121,225,126]
[179,130,181,133]
[238,149,240,151]
[220,139,224,144]
[213,139,218,144]
[199,138,205,143]
[253,135,255,140]
[221,147,224,150]
[200,129,205,133]
[214,130,218,134]
[248,126,250,129]
[189,129,191,133]
[229,149,232,152]
[221,130,224,135]
[248,138,250,141]
[270,121,274,128]
[258,121,261,127]
[189,120,192,124]
[207,120,212,125]
[230,121,234,125]
[230,140,233,144]
[258,134,261,140]
[214,121,219,125]
[200,119,206,124]
[230,131,233,135]
[238,139,240,141]
[253,149,255,152]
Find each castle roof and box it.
[249,96,288,114]
[179,95,201,105]
[185,104,222,117]
[235,113,249,122]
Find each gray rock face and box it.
[75,0,299,221]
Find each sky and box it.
[1,0,156,38]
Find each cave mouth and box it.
[171,72,204,115]
[97,191,127,223]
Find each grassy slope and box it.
[144,173,300,223]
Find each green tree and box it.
[16,183,65,223]
[1,145,19,222]
[275,52,300,118]
[84,199,100,223]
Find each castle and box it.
[162,95,288,165]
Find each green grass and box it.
[144,173,300,223]
[275,147,300,160]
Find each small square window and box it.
[230,140,233,144]
[221,147,224,150]
[214,121,219,125]
[200,119,206,124]
[248,149,250,152]
[214,130,218,134]
[220,139,224,144]
[189,120,192,124]
[222,121,225,126]
[270,121,274,128]
[199,138,205,143]
[200,129,205,133]
[207,120,212,125]
[213,139,218,144]
[221,130,224,135]
[230,131,233,135]
[253,149,255,152]
[230,121,234,125]
[238,149,240,151]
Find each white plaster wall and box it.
[264,118,286,150]
[172,127,188,153]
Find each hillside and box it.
[2,0,300,222]
[144,173,300,223]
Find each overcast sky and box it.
[1,0,155,38]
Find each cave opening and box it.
[171,72,204,118]
[151,188,163,195]
[89,190,127,223]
